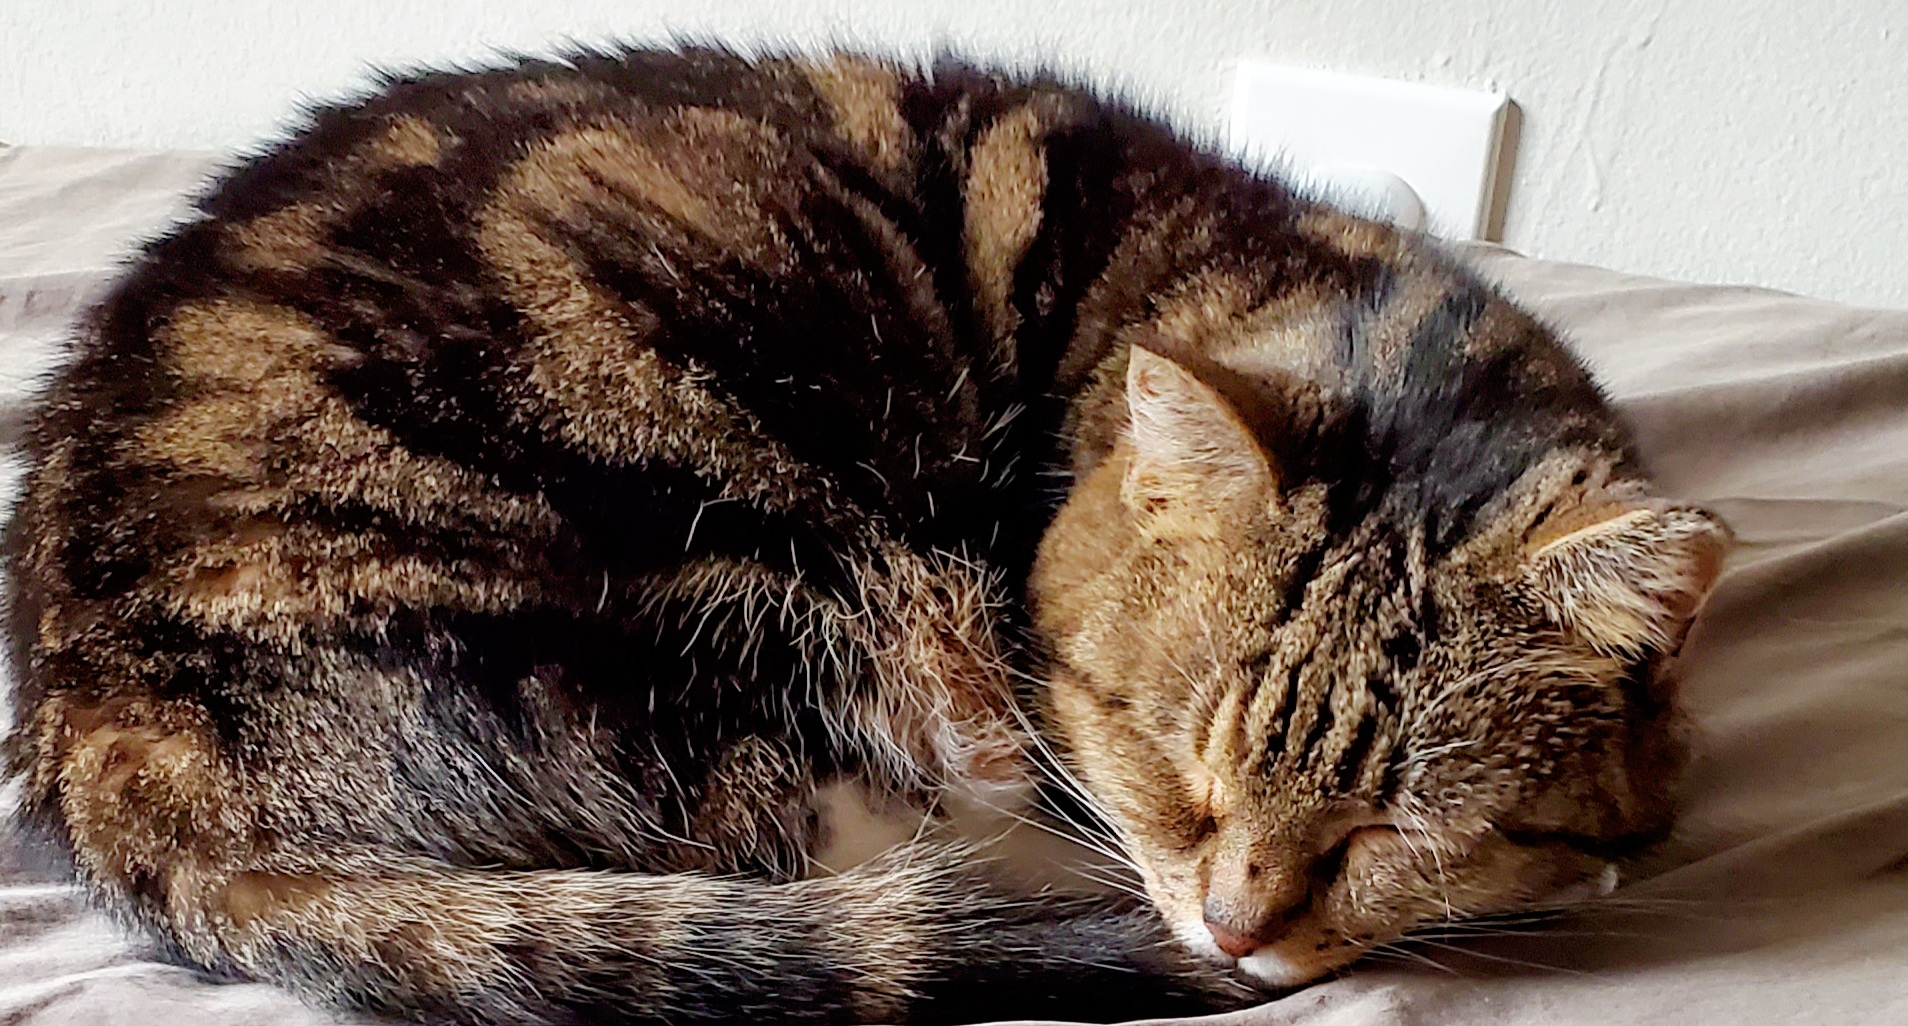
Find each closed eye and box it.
[1184,809,1219,847]
[1498,825,1653,861]
[1314,824,1402,883]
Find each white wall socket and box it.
[1228,61,1513,241]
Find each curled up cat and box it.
[2,46,1728,1025]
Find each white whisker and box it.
[1395,936,1589,976]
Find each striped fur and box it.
[4,46,1724,1023]
[1031,320,1727,984]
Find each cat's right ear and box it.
[1121,348,1277,531]
[1525,502,1731,660]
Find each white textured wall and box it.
[4,0,1904,307]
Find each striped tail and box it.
[167,844,1249,1025]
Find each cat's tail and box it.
[159,843,1249,1025]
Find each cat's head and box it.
[1030,348,1727,987]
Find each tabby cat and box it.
[3,46,1727,1026]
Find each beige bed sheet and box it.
[2,143,1905,1025]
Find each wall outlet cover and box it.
[1228,61,1512,241]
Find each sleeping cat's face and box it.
[1030,349,1727,987]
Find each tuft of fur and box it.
[4,43,1722,1024]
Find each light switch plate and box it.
[1228,61,1512,241]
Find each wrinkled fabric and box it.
[2,144,1904,1026]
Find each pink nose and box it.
[1204,917,1264,959]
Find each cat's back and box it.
[8,52,946,642]
[16,48,1171,620]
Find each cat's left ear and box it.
[1526,503,1731,659]
[1121,348,1277,527]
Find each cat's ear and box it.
[1526,503,1730,659]
[1121,348,1275,526]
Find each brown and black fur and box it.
[4,45,1726,1025]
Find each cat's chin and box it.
[1191,937,1341,989]
[1234,950,1318,988]
[1164,916,1335,989]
